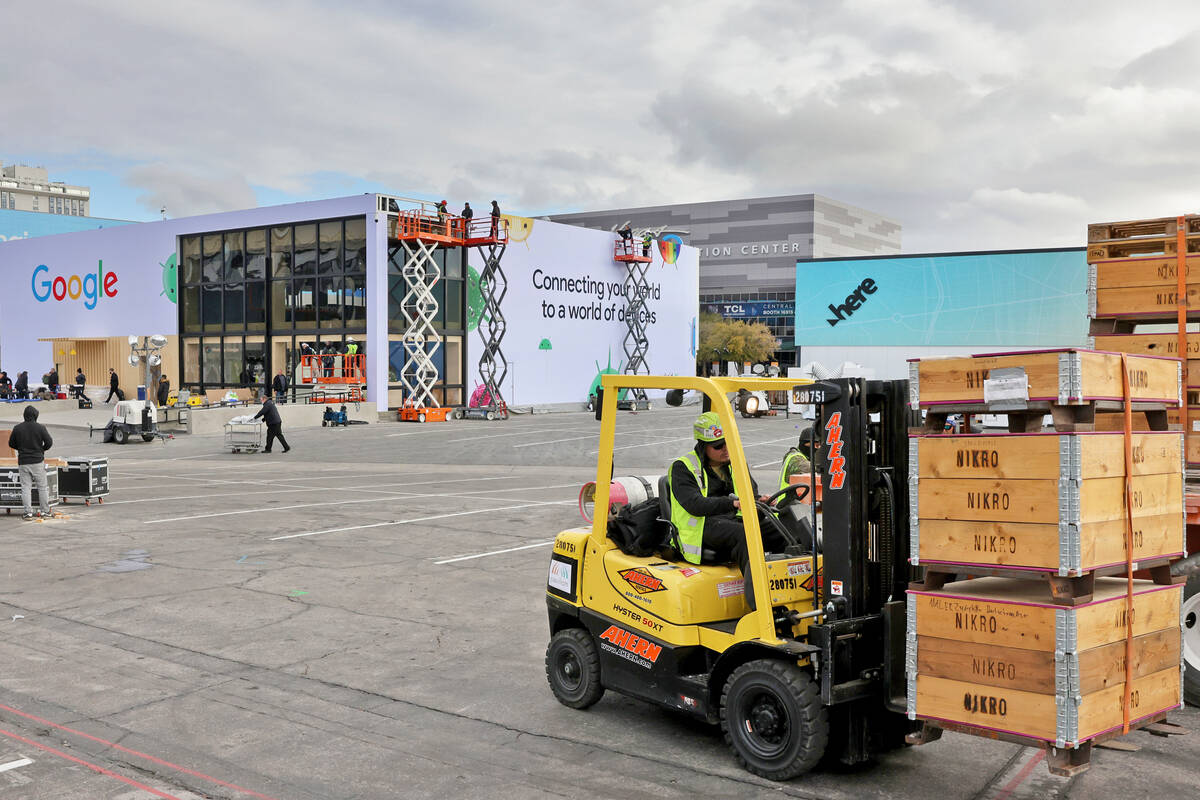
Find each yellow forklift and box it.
[544,374,915,779]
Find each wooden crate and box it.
[1088,236,1200,263]
[907,577,1183,745]
[910,432,1185,572]
[1089,333,1200,384]
[909,349,1180,408]
[1090,255,1200,290]
[1091,283,1200,318]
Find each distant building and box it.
[550,194,901,364]
[0,161,90,216]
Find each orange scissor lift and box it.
[299,353,366,403]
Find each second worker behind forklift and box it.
[667,411,784,609]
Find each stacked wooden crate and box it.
[1087,215,1199,466]
[906,349,1186,774]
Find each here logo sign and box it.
[826,277,877,327]
[31,260,118,310]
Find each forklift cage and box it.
[591,374,812,642]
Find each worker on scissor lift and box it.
[641,232,652,257]
[436,200,448,225]
[461,202,473,222]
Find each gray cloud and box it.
[3,0,1200,253]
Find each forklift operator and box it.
[666,412,784,610]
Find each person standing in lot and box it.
[254,395,290,454]
[15,371,29,399]
[105,368,120,403]
[72,368,86,399]
[7,406,54,520]
[157,374,170,407]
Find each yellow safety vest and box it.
[667,451,708,564]
[779,449,810,491]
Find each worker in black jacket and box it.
[253,396,290,453]
[7,406,54,520]
[272,370,288,403]
[105,368,120,403]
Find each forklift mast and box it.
[803,378,916,763]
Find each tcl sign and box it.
[31,261,118,310]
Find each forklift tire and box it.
[111,427,128,445]
[545,628,604,709]
[142,433,156,442]
[1181,565,1200,707]
[721,659,828,781]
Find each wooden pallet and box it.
[1089,216,1200,243]
[1091,283,1200,318]
[1088,235,1200,263]
[910,555,1185,604]
[906,710,1174,776]
[920,400,1173,433]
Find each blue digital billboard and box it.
[794,248,1088,347]
[0,209,133,243]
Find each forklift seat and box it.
[657,475,723,564]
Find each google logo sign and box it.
[32,260,118,310]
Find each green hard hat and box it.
[694,411,725,443]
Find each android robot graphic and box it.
[160,252,178,303]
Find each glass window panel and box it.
[270,226,293,277]
[181,236,202,284]
[202,235,223,283]
[293,224,317,275]
[183,338,200,384]
[388,275,405,333]
[245,229,267,280]
[224,232,244,282]
[246,281,266,331]
[319,276,341,329]
[318,221,342,274]
[271,281,289,330]
[432,282,445,327]
[344,275,366,328]
[244,339,266,387]
[444,279,463,329]
[222,340,243,388]
[344,218,366,272]
[201,339,222,385]
[201,285,222,332]
[224,283,245,327]
[444,247,463,279]
[388,341,404,383]
[293,278,317,328]
[182,287,201,332]
[388,248,404,275]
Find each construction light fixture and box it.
[128,354,140,367]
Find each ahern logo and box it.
[32,261,118,310]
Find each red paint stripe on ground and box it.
[0,703,282,800]
[994,749,1046,800]
[0,726,181,799]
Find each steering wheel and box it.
[762,482,811,510]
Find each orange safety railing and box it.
[462,216,509,246]
[299,354,366,385]
[614,237,652,262]
[391,209,465,243]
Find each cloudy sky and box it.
[5,0,1199,251]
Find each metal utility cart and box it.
[225,417,265,453]
[58,456,110,505]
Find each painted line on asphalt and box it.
[0,727,180,798]
[106,474,518,506]
[147,483,577,524]
[0,756,32,772]
[0,702,282,799]
[434,540,556,564]
[269,500,572,540]
[445,426,580,443]
[512,433,600,448]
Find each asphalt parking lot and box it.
[0,407,1195,799]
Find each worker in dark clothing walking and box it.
[105,368,120,403]
[7,406,54,520]
[665,412,783,610]
[254,396,290,453]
